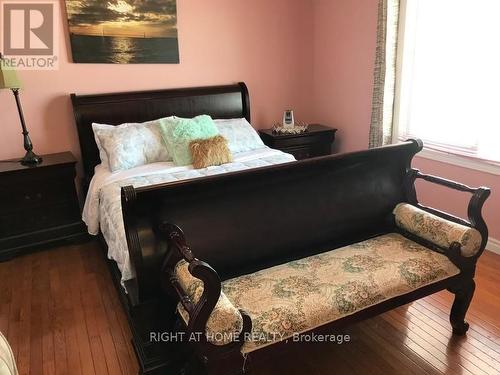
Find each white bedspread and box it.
[82,146,296,284]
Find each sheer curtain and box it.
[395,0,500,164]
[369,0,400,148]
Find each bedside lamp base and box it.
[21,150,43,166]
[12,89,43,166]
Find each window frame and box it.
[392,0,500,176]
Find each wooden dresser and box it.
[259,124,337,160]
[0,152,87,260]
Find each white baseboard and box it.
[487,237,500,255]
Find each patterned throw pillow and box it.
[214,118,265,153]
[189,135,233,169]
[159,115,220,166]
[92,118,172,172]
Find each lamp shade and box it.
[0,60,22,89]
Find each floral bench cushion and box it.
[176,232,460,354]
[393,203,482,257]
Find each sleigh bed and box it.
[71,82,296,374]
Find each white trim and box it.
[487,237,500,255]
[416,147,500,176]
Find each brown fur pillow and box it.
[189,135,233,169]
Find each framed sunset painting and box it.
[65,0,179,64]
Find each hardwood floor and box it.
[0,242,499,375]
[0,242,138,375]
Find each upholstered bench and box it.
[122,140,490,374]
[174,204,481,355]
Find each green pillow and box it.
[159,115,220,166]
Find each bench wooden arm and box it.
[159,223,222,334]
[404,168,491,262]
[159,223,252,348]
[409,169,478,193]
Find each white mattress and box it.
[82,146,296,285]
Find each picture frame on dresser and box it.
[0,152,87,261]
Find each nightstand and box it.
[0,152,87,260]
[259,124,337,160]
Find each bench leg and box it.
[449,279,475,335]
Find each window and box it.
[394,0,500,165]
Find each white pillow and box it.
[214,118,265,153]
[92,117,172,172]
[93,122,143,167]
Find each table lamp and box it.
[0,55,42,165]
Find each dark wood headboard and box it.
[70,82,251,189]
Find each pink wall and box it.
[0,0,314,162]
[311,0,378,153]
[311,0,500,240]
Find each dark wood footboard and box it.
[121,140,423,302]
